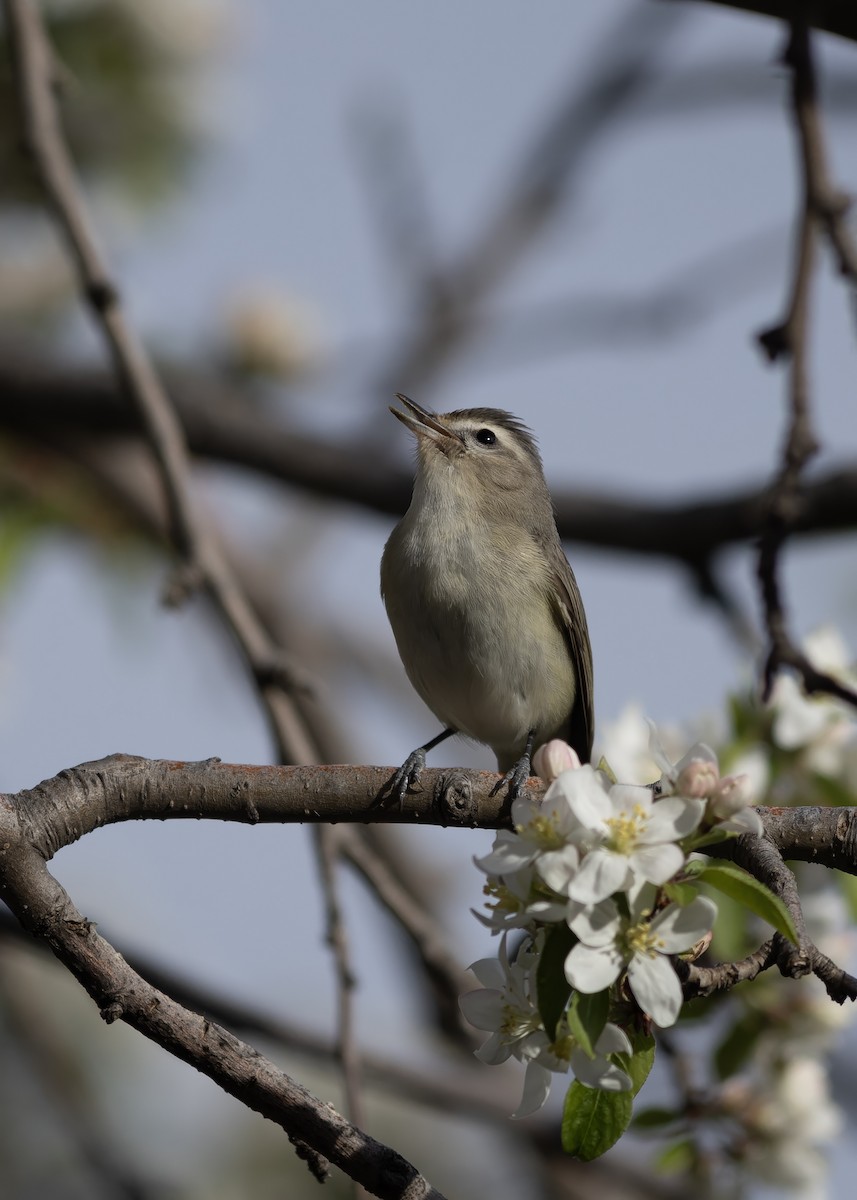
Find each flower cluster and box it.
[461,734,760,1116]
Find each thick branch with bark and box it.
[1,358,855,564]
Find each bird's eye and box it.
[474,428,497,446]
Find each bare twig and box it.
[313,825,367,1163]
[755,14,857,713]
[374,1,689,397]
[678,937,779,999]
[2,0,317,764]
[340,830,475,1045]
[0,907,520,1122]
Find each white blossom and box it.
[770,626,857,776]
[459,938,543,1067]
[565,892,717,1028]
[475,779,582,890]
[550,770,703,904]
[459,939,633,1116]
[474,868,568,933]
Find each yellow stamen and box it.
[625,920,666,959]
[515,812,566,850]
[605,803,648,855]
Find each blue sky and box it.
[3,2,856,1190]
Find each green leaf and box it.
[625,1030,656,1096]
[706,887,750,962]
[713,1009,766,1080]
[656,1138,696,1174]
[566,989,609,1058]
[561,1080,633,1160]
[632,1106,682,1131]
[697,861,798,944]
[537,924,574,1041]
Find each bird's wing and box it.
[549,551,594,764]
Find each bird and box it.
[381,394,593,800]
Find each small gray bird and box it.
[381,394,593,799]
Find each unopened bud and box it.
[533,739,581,784]
[707,774,751,820]
[676,758,720,799]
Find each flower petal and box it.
[564,941,624,993]
[568,847,630,904]
[629,842,684,886]
[459,988,503,1030]
[474,1030,512,1065]
[475,832,535,875]
[569,897,621,946]
[716,808,764,837]
[627,952,683,1027]
[644,797,705,841]
[554,765,612,830]
[651,895,717,953]
[594,1023,632,1056]
[512,1060,553,1119]
[537,844,580,894]
[571,1049,632,1092]
[610,783,653,816]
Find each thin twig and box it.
[755,15,857,713]
[313,827,366,1149]
[1,0,372,1138]
[340,830,475,1044]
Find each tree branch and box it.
[1,357,856,565]
[0,844,446,1200]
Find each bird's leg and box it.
[387,727,457,803]
[490,729,536,800]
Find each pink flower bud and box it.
[533,740,581,784]
[707,774,751,820]
[675,758,720,799]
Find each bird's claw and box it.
[490,753,532,801]
[386,748,427,805]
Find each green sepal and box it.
[662,880,698,907]
[595,756,617,784]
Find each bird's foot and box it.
[490,752,532,801]
[384,747,427,805]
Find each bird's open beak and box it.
[390,394,463,451]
